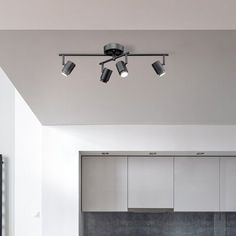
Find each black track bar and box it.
[59,53,169,57]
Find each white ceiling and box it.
[1,0,236,30]
[1,30,236,125]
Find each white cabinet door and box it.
[220,157,236,211]
[128,157,174,209]
[174,157,219,212]
[82,156,127,212]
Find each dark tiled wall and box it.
[226,214,236,236]
[83,212,236,236]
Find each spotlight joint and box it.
[162,55,166,66]
[62,55,65,66]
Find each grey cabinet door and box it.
[174,157,220,212]
[82,156,127,211]
[220,157,236,211]
[128,157,174,209]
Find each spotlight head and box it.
[100,68,112,83]
[152,60,166,77]
[62,60,76,77]
[116,61,128,78]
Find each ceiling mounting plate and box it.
[104,43,125,56]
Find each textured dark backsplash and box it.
[83,212,236,236]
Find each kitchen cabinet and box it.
[128,157,173,209]
[220,157,236,211]
[174,157,220,211]
[82,156,127,211]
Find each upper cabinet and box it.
[174,157,220,212]
[128,157,173,209]
[220,157,236,211]
[82,156,127,212]
[82,154,236,212]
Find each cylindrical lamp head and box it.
[100,68,113,83]
[62,61,76,77]
[116,61,128,78]
[152,60,166,77]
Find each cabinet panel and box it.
[128,157,173,209]
[174,157,219,212]
[220,157,236,211]
[82,156,127,212]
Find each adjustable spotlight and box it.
[62,60,76,77]
[152,60,166,77]
[116,61,128,78]
[100,68,112,83]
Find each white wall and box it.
[0,68,42,236]
[15,90,42,236]
[0,68,15,236]
[42,125,236,236]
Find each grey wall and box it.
[83,212,236,236]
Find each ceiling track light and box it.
[59,43,169,82]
